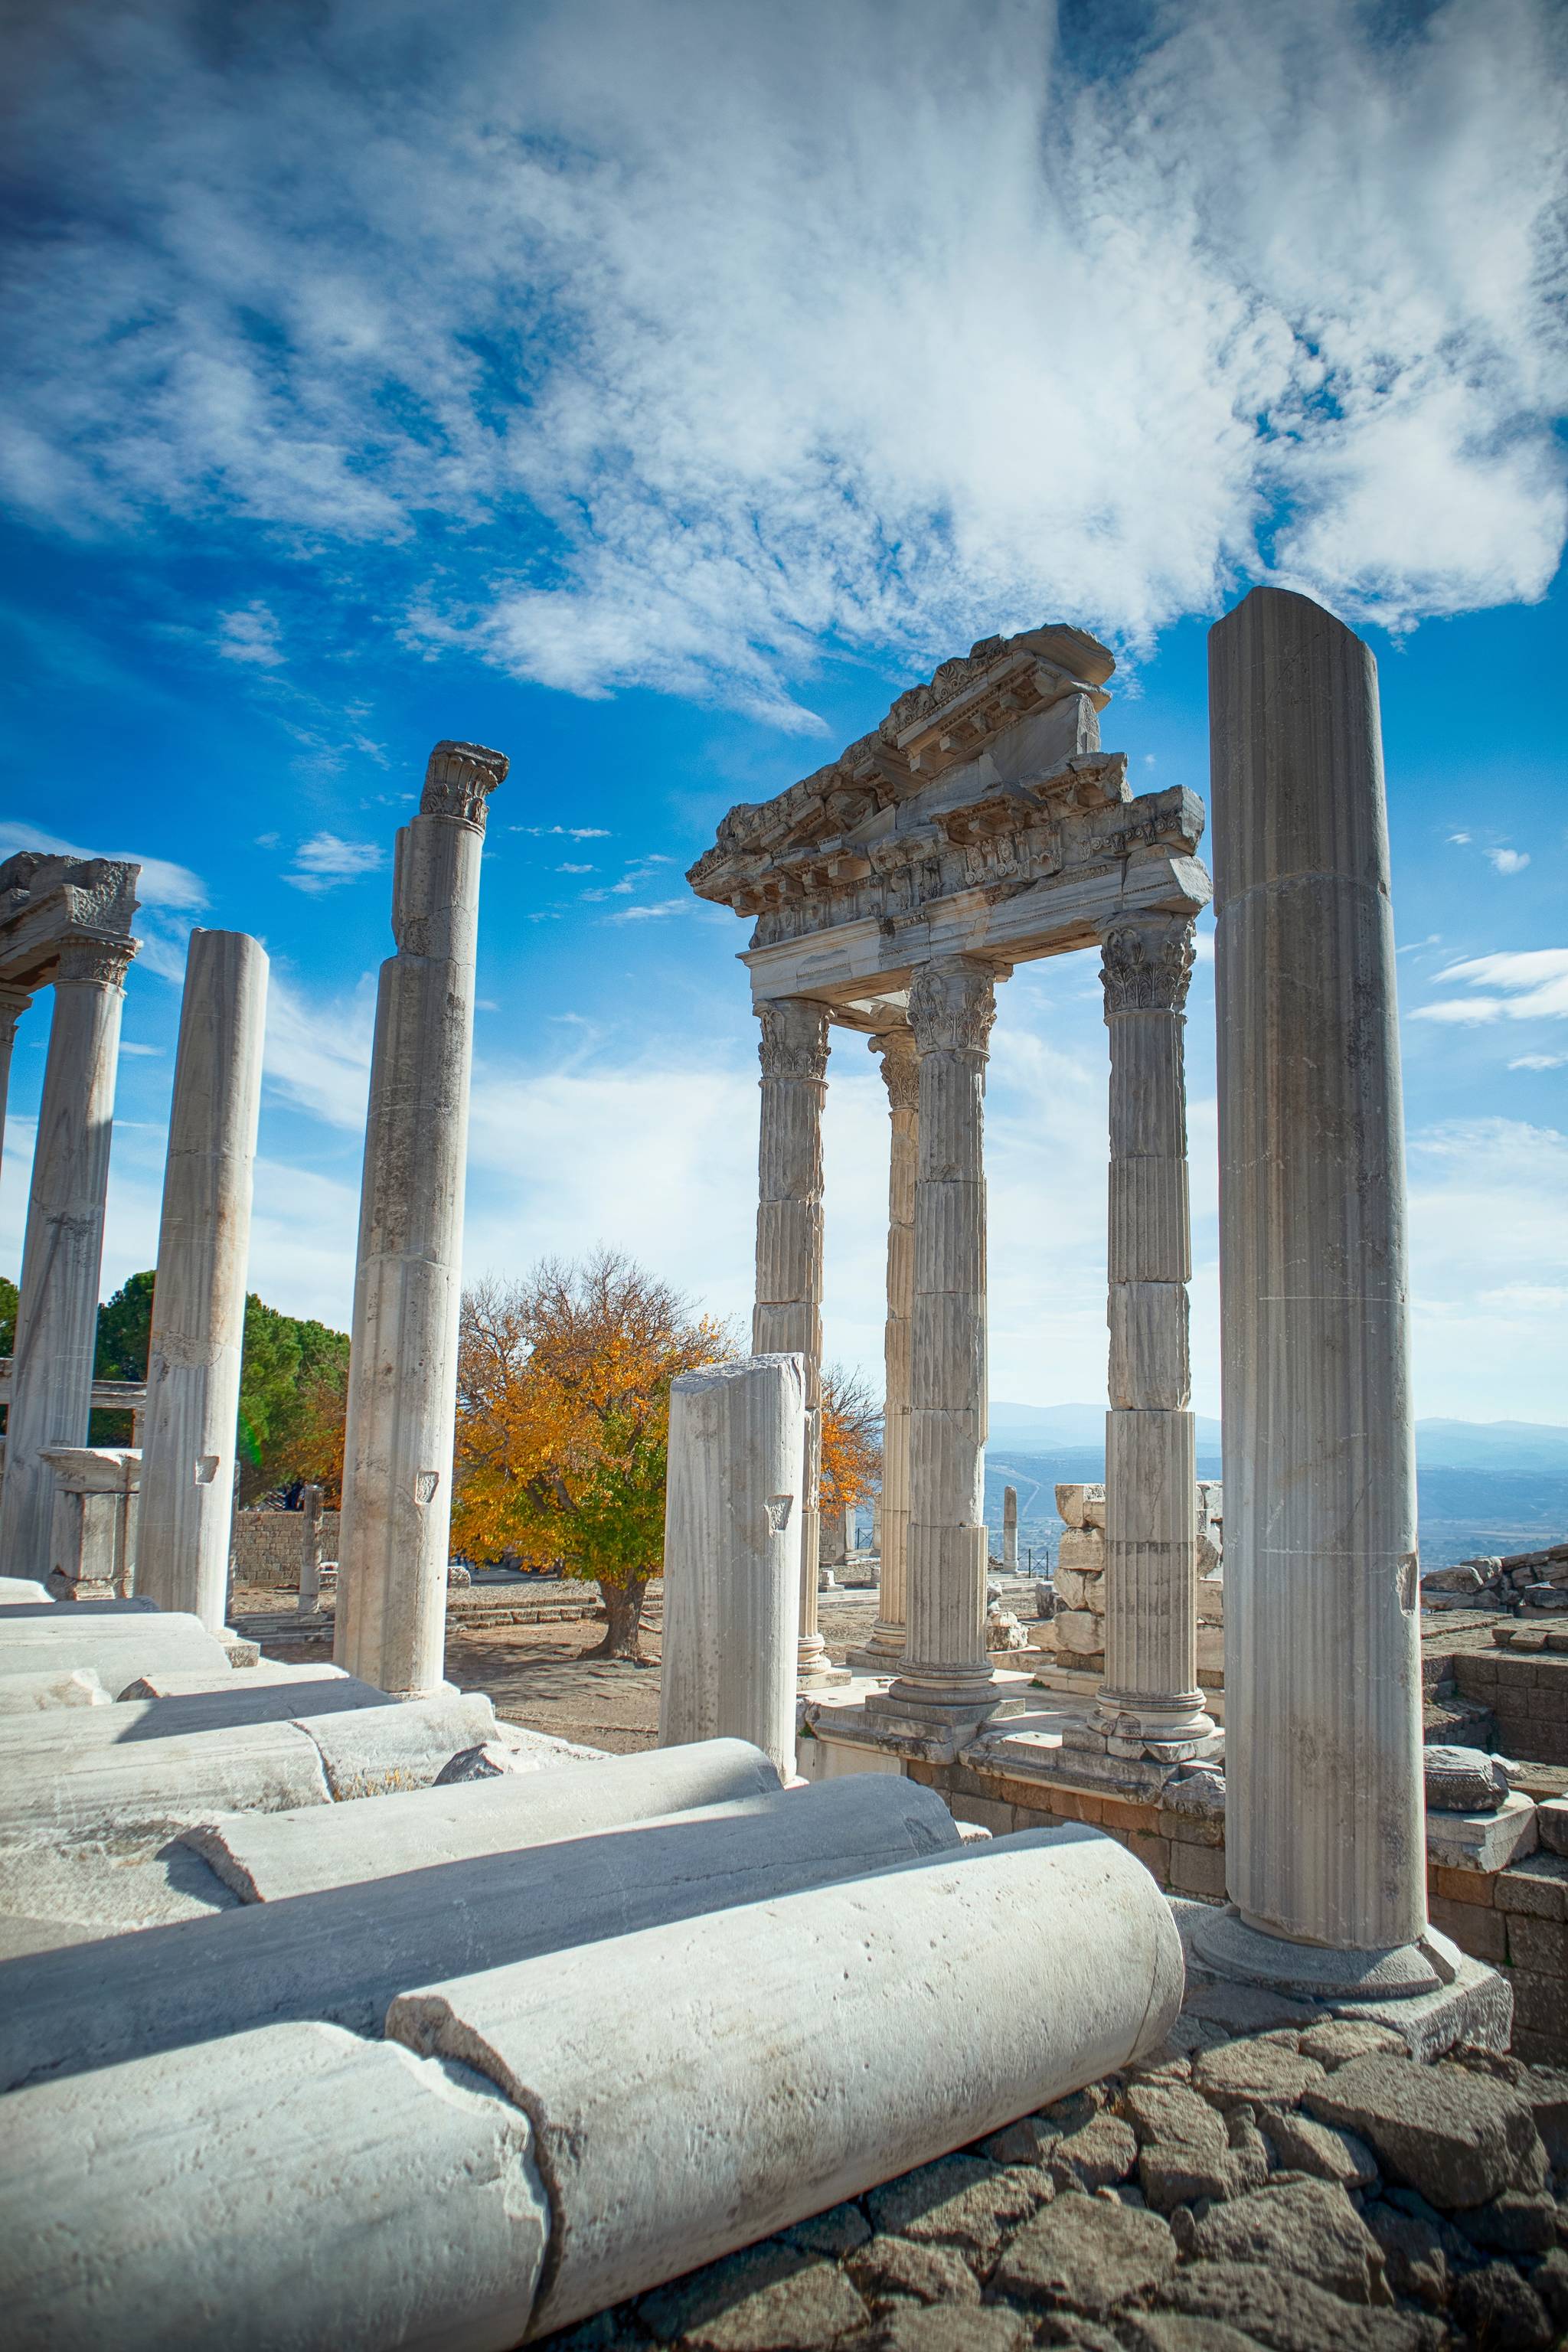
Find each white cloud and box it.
[283,832,384,895]
[1,0,1563,720]
[1414,949,1568,1026]
[215,600,284,667]
[556,861,593,874]
[261,972,374,1129]
[119,1041,163,1057]
[1510,1053,1567,1071]
[0,821,206,912]
[512,826,612,840]
[603,897,691,923]
[1485,847,1530,875]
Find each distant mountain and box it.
[988,1403,1568,1473]
[982,1415,1568,1571]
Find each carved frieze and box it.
[55,934,136,991]
[1100,918,1196,1016]
[420,740,509,830]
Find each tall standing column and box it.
[853,1026,917,1667]
[0,985,31,1187]
[0,935,133,1582]
[137,931,269,1627]
[1201,585,1426,1982]
[335,740,508,1697]
[1002,1486,1018,1573]
[752,997,835,1684]
[875,959,1008,1731]
[1092,916,1214,1757]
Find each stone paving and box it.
[541,1991,1568,2352]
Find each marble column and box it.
[1092,915,1214,1757]
[1201,585,1426,1981]
[853,1026,917,1667]
[137,931,269,1628]
[1002,1486,1018,1573]
[335,740,507,1697]
[297,1484,323,1615]
[0,936,132,1583]
[752,997,835,1684]
[875,959,1007,1730]
[0,985,30,1188]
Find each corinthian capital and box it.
[906,959,996,1057]
[55,935,136,991]
[420,740,509,831]
[869,1026,919,1113]
[757,998,830,1083]
[1100,917,1194,1017]
[0,985,30,1043]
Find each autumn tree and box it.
[819,1364,882,1520]
[453,1252,729,1661]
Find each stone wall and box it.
[1424,1541,1568,1618]
[1038,1480,1224,1692]
[230,1508,340,1589]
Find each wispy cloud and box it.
[215,601,284,667]
[283,832,384,895]
[1,0,1563,724]
[603,897,691,923]
[1511,1054,1566,1070]
[1414,949,1568,1025]
[1485,847,1530,875]
[512,826,612,841]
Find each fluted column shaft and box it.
[0,985,30,1189]
[137,931,269,1628]
[880,959,1001,1723]
[1093,916,1213,1753]
[862,1027,917,1660]
[0,938,132,1582]
[752,998,831,1681]
[335,741,507,1697]
[1210,586,1423,1955]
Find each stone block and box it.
[1427,1894,1507,1965]
[1432,1862,1494,1906]
[1052,1565,1101,1612]
[1424,1745,1510,1813]
[1503,1912,1568,1978]
[1055,1484,1105,1530]
[1426,1792,1537,1872]
[1055,1608,1103,1655]
[1169,1841,1227,1899]
[1057,1527,1106,1574]
[1495,1856,1568,1920]
[1305,2054,1547,2210]
[1537,1797,1568,1857]
[990,2196,1177,2315]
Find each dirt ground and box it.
[250,1586,884,1754]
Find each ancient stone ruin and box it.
[2,613,1565,2351]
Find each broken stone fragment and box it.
[988,2194,1178,2316]
[1423,1743,1511,1814]
[1186,2177,1392,2306]
[1304,2053,1547,2210]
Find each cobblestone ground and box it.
[536,2003,1568,2352]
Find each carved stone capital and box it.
[1100,918,1194,1017]
[906,960,996,1057]
[420,740,509,831]
[870,1026,920,1113]
[54,935,135,991]
[0,984,30,1043]
[757,998,829,1083]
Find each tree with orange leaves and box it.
[452,1251,730,1661]
[818,1364,882,1518]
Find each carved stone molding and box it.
[756,998,830,1084]
[420,740,509,831]
[54,935,135,991]
[906,961,997,1057]
[869,1026,920,1113]
[0,984,30,1040]
[1100,919,1195,1017]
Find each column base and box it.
[1091,1684,1217,1759]
[844,1620,906,1674]
[796,1633,850,1690]
[866,1661,1027,1737]
[1186,1904,1512,2059]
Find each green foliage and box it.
[560,1410,670,1587]
[0,1274,17,1359]
[237,1295,350,1501]
[95,1270,156,1380]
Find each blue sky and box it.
[1,0,1564,1420]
